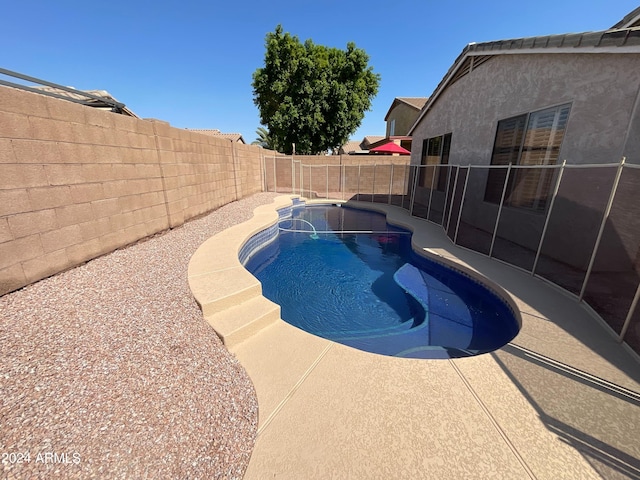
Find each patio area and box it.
[191,195,640,479]
[1,190,638,478]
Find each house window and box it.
[389,119,396,136]
[419,133,451,191]
[484,104,571,212]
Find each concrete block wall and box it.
[234,142,265,198]
[0,86,265,295]
[268,154,410,196]
[151,121,238,228]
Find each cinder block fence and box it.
[0,86,265,295]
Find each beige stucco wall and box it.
[385,103,420,137]
[0,86,265,295]
[409,52,640,273]
[410,53,640,167]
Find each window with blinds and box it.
[419,133,452,190]
[484,104,571,212]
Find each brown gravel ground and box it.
[0,192,281,480]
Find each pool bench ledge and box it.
[342,200,523,327]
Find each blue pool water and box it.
[244,205,520,359]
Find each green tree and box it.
[252,25,380,155]
[251,126,275,149]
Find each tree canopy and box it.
[252,25,380,155]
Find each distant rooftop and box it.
[186,129,246,144]
[384,97,428,121]
[31,85,138,117]
[339,135,387,154]
[397,97,428,110]
[339,140,364,154]
[362,135,385,146]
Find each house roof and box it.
[339,140,363,154]
[31,86,137,117]
[186,129,246,143]
[362,135,385,146]
[384,97,428,121]
[339,136,388,154]
[408,18,640,135]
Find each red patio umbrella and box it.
[369,142,411,155]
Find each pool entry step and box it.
[207,295,281,348]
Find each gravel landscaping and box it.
[1,192,281,479]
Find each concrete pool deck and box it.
[188,195,640,479]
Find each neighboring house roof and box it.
[339,136,387,154]
[339,140,363,154]
[362,136,385,147]
[384,97,428,121]
[186,129,246,143]
[31,86,137,117]
[408,20,640,135]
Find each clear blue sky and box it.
[2,1,637,144]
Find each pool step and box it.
[205,295,281,349]
[188,266,262,317]
[329,316,416,340]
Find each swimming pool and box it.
[244,204,520,359]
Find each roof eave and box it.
[408,29,640,136]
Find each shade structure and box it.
[369,142,411,155]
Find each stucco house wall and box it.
[410,53,640,167]
[409,52,640,272]
[386,102,420,137]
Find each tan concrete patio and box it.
[189,195,640,480]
